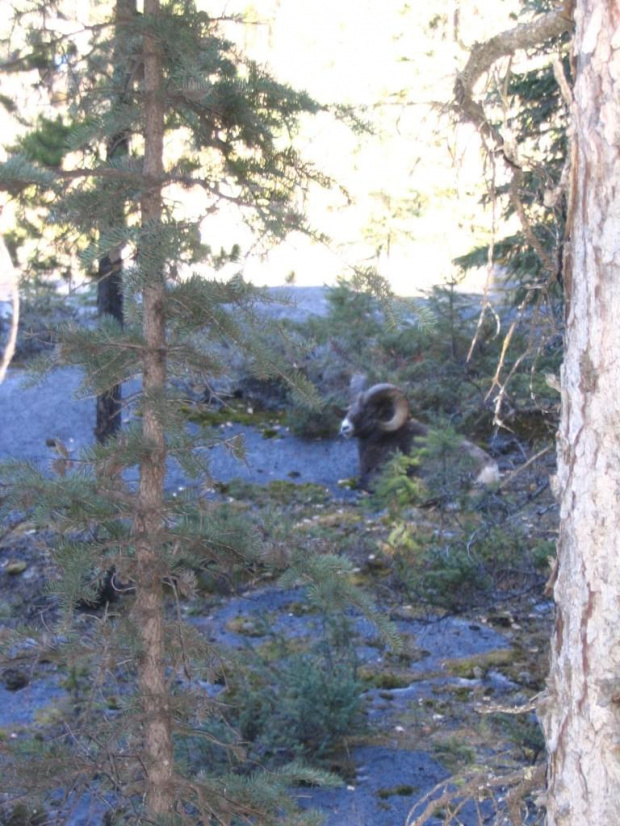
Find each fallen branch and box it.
[406,764,546,826]
[499,445,553,492]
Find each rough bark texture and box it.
[541,1,620,823]
[134,0,175,817]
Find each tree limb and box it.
[454,3,575,166]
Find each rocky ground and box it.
[0,285,557,826]
[0,509,553,826]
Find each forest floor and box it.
[0,284,557,826]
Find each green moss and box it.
[225,615,268,637]
[336,477,359,490]
[2,802,48,826]
[34,704,69,726]
[220,478,329,506]
[182,400,285,429]
[268,480,329,504]
[384,646,423,667]
[362,554,391,575]
[376,784,417,799]
[286,601,316,616]
[441,648,515,679]
[359,669,411,690]
[450,686,475,702]
[254,636,311,662]
[311,510,363,530]
[261,427,283,439]
[432,736,476,771]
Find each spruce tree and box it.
[0,2,368,822]
[134,0,173,814]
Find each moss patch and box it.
[219,478,330,506]
[225,615,269,637]
[182,400,285,429]
[359,668,411,690]
[432,736,476,771]
[441,648,515,679]
[254,636,312,662]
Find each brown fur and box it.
[341,381,499,490]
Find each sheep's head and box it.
[340,383,410,439]
[340,375,499,490]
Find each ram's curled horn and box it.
[364,384,410,432]
[341,378,499,490]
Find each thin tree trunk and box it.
[96,247,123,442]
[0,237,19,385]
[95,0,136,444]
[541,1,620,823]
[134,0,174,816]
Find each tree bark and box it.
[95,247,124,442]
[541,1,620,823]
[134,0,175,817]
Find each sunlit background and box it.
[0,0,524,298]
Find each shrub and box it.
[235,647,363,761]
[367,431,548,610]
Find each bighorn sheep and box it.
[340,380,500,490]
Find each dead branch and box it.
[510,171,556,275]
[498,445,553,491]
[406,764,546,826]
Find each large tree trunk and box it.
[134,0,175,817]
[541,1,620,823]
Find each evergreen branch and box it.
[0,18,117,73]
[280,552,402,652]
[0,153,58,192]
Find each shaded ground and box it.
[0,504,552,826]
[0,530,543,825]
[0,284,555,825]
[0,366,358,495]
[0,286,357,492]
